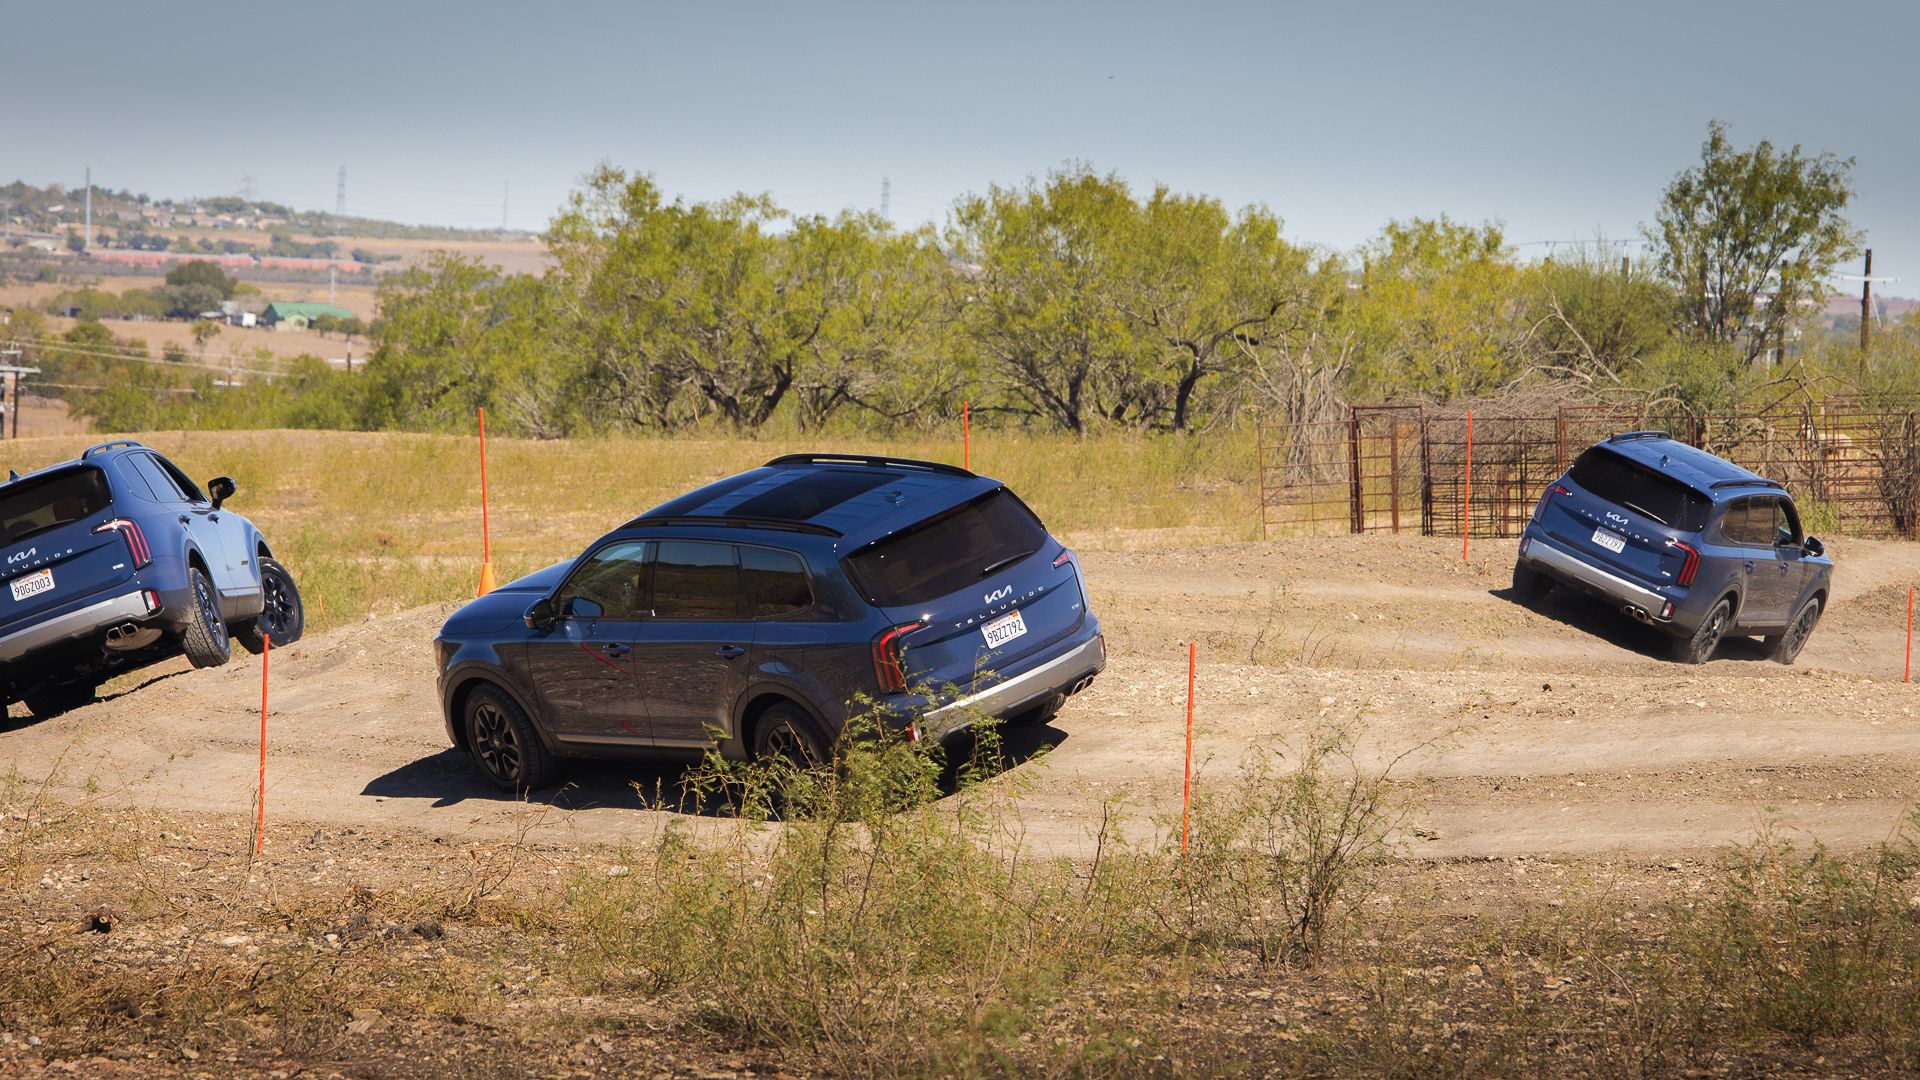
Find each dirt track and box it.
[4,535,1917,861]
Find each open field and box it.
[1,429,1918,1075]
[37,315,367,366]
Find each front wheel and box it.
[1672,598,1731,665]
[236,558,304,654]
[1766,596,1822,665]
[464,684,556,792]
[178,568,232,669]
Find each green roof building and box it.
[262,301,354,331]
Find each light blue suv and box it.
[1512,432,1832,664]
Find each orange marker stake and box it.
[963,402,971,471]
[476,407,496,596]
[1461,409,1473,561]
[256,632,269,856]
[1906,586,1913,684]
[1181,641,1195,855]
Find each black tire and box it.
[236,558,304,655]
[464,684,556,792]
[751,701,831,767]
[24,679,96,720]
[179,567,232,669]
[1672,597,1732,665]
[1766,596,1822,665]
[1512,561,1553,603]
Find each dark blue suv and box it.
[0,440,304,717]
[433,454,1107,790]
[1512,432,1832,664]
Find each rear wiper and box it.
[1620,501,1667,526]
[979,550,1036,577]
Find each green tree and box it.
[1650,120,1861,361]
[1348,217,1531,398]
[165,259,238,299]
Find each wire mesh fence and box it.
[1259,399,1920,541]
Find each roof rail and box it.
[1708,477,1785,491]
[1606,430,1669,443]
[620,514,844,538]
[81,440,145,458]
[763,453,974,478]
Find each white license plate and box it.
[1590,527,1626,554]
[9,568,53,602]
[982,609,1028,649]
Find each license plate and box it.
[1590,527,1626,554]
[982,609,1028,649]
[9,568,52,602]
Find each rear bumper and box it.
[1519,533,1675,624]
[0,589,160,664]
[918,631,1107,740]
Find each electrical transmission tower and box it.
[880,177,891,221]
[336,167,347,217]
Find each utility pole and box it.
[328,265,337,307]
[1861,249,1874,354]
[880,177,891,221]
[82,166,92,250]
[336,166,347,218]
[0,352,40,440]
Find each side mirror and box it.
[523,596,557,632]
[207,476,236,510]
[1803,536,1824,558]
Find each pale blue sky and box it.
[5,0,1913,290]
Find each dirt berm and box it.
[4,535,1916,860]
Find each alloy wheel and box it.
[472,702,521,783]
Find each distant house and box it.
[261,301,353,332]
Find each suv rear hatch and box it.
[845,488,1088,696]
[0,466,141,632]
[1543,446,1711,586]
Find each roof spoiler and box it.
[1708,477,1786,491]
[81,439,145,459]
[1606,430,1669,443]
[763,453,974,478]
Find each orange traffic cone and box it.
[477,560,497,597]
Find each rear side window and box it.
[128,454,186,503]
[845,489,1050,607]
[652,541,739,619]
[740,546,812,617]
[0,468,111,545]
[1568,447,1710,530]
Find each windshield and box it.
[845,489,1050,607]
[0,467,113,546]
[1568,446,1711,530]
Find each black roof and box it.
[626,455,983,540]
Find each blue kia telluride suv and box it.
[433,454,1107,791]
[0,441,304,718]
[1512,432,1832,665]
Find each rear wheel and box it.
[236,559,304,654]
[178,568,231,669]
[24,679,96,719]
[464,684,555,792]
[1766,596,1822,665]
[1512,561,1553,603]
[751,702,831,767]
[1672,598,1732,665]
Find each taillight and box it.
[1668,539,1700,587]
[1053,548,1074,568]
[871,621,922,693]
[94,519,152,568]
[1553,485,1572,496]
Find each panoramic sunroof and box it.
[723,469,902,521]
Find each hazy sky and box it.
[6,1,1914,291]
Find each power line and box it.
[6,336,283,378]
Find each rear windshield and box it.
[1569,447,1710,530]
[0,467,112,546]
[845,489,1050,607]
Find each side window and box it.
[154,456,206,503]
[556,541,651,620]
[130,454,186,503]
[740,546,813,618]
[652,541,739,620]
[1774,500,1802,547]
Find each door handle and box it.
[179,515,190,525]
[716,645,746,658]
[1743,560,1755,571]
[599,643,631,657]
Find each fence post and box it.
[1347,412,1364,534]
[1255,413,1267,541]
[1389,420,1402,534]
